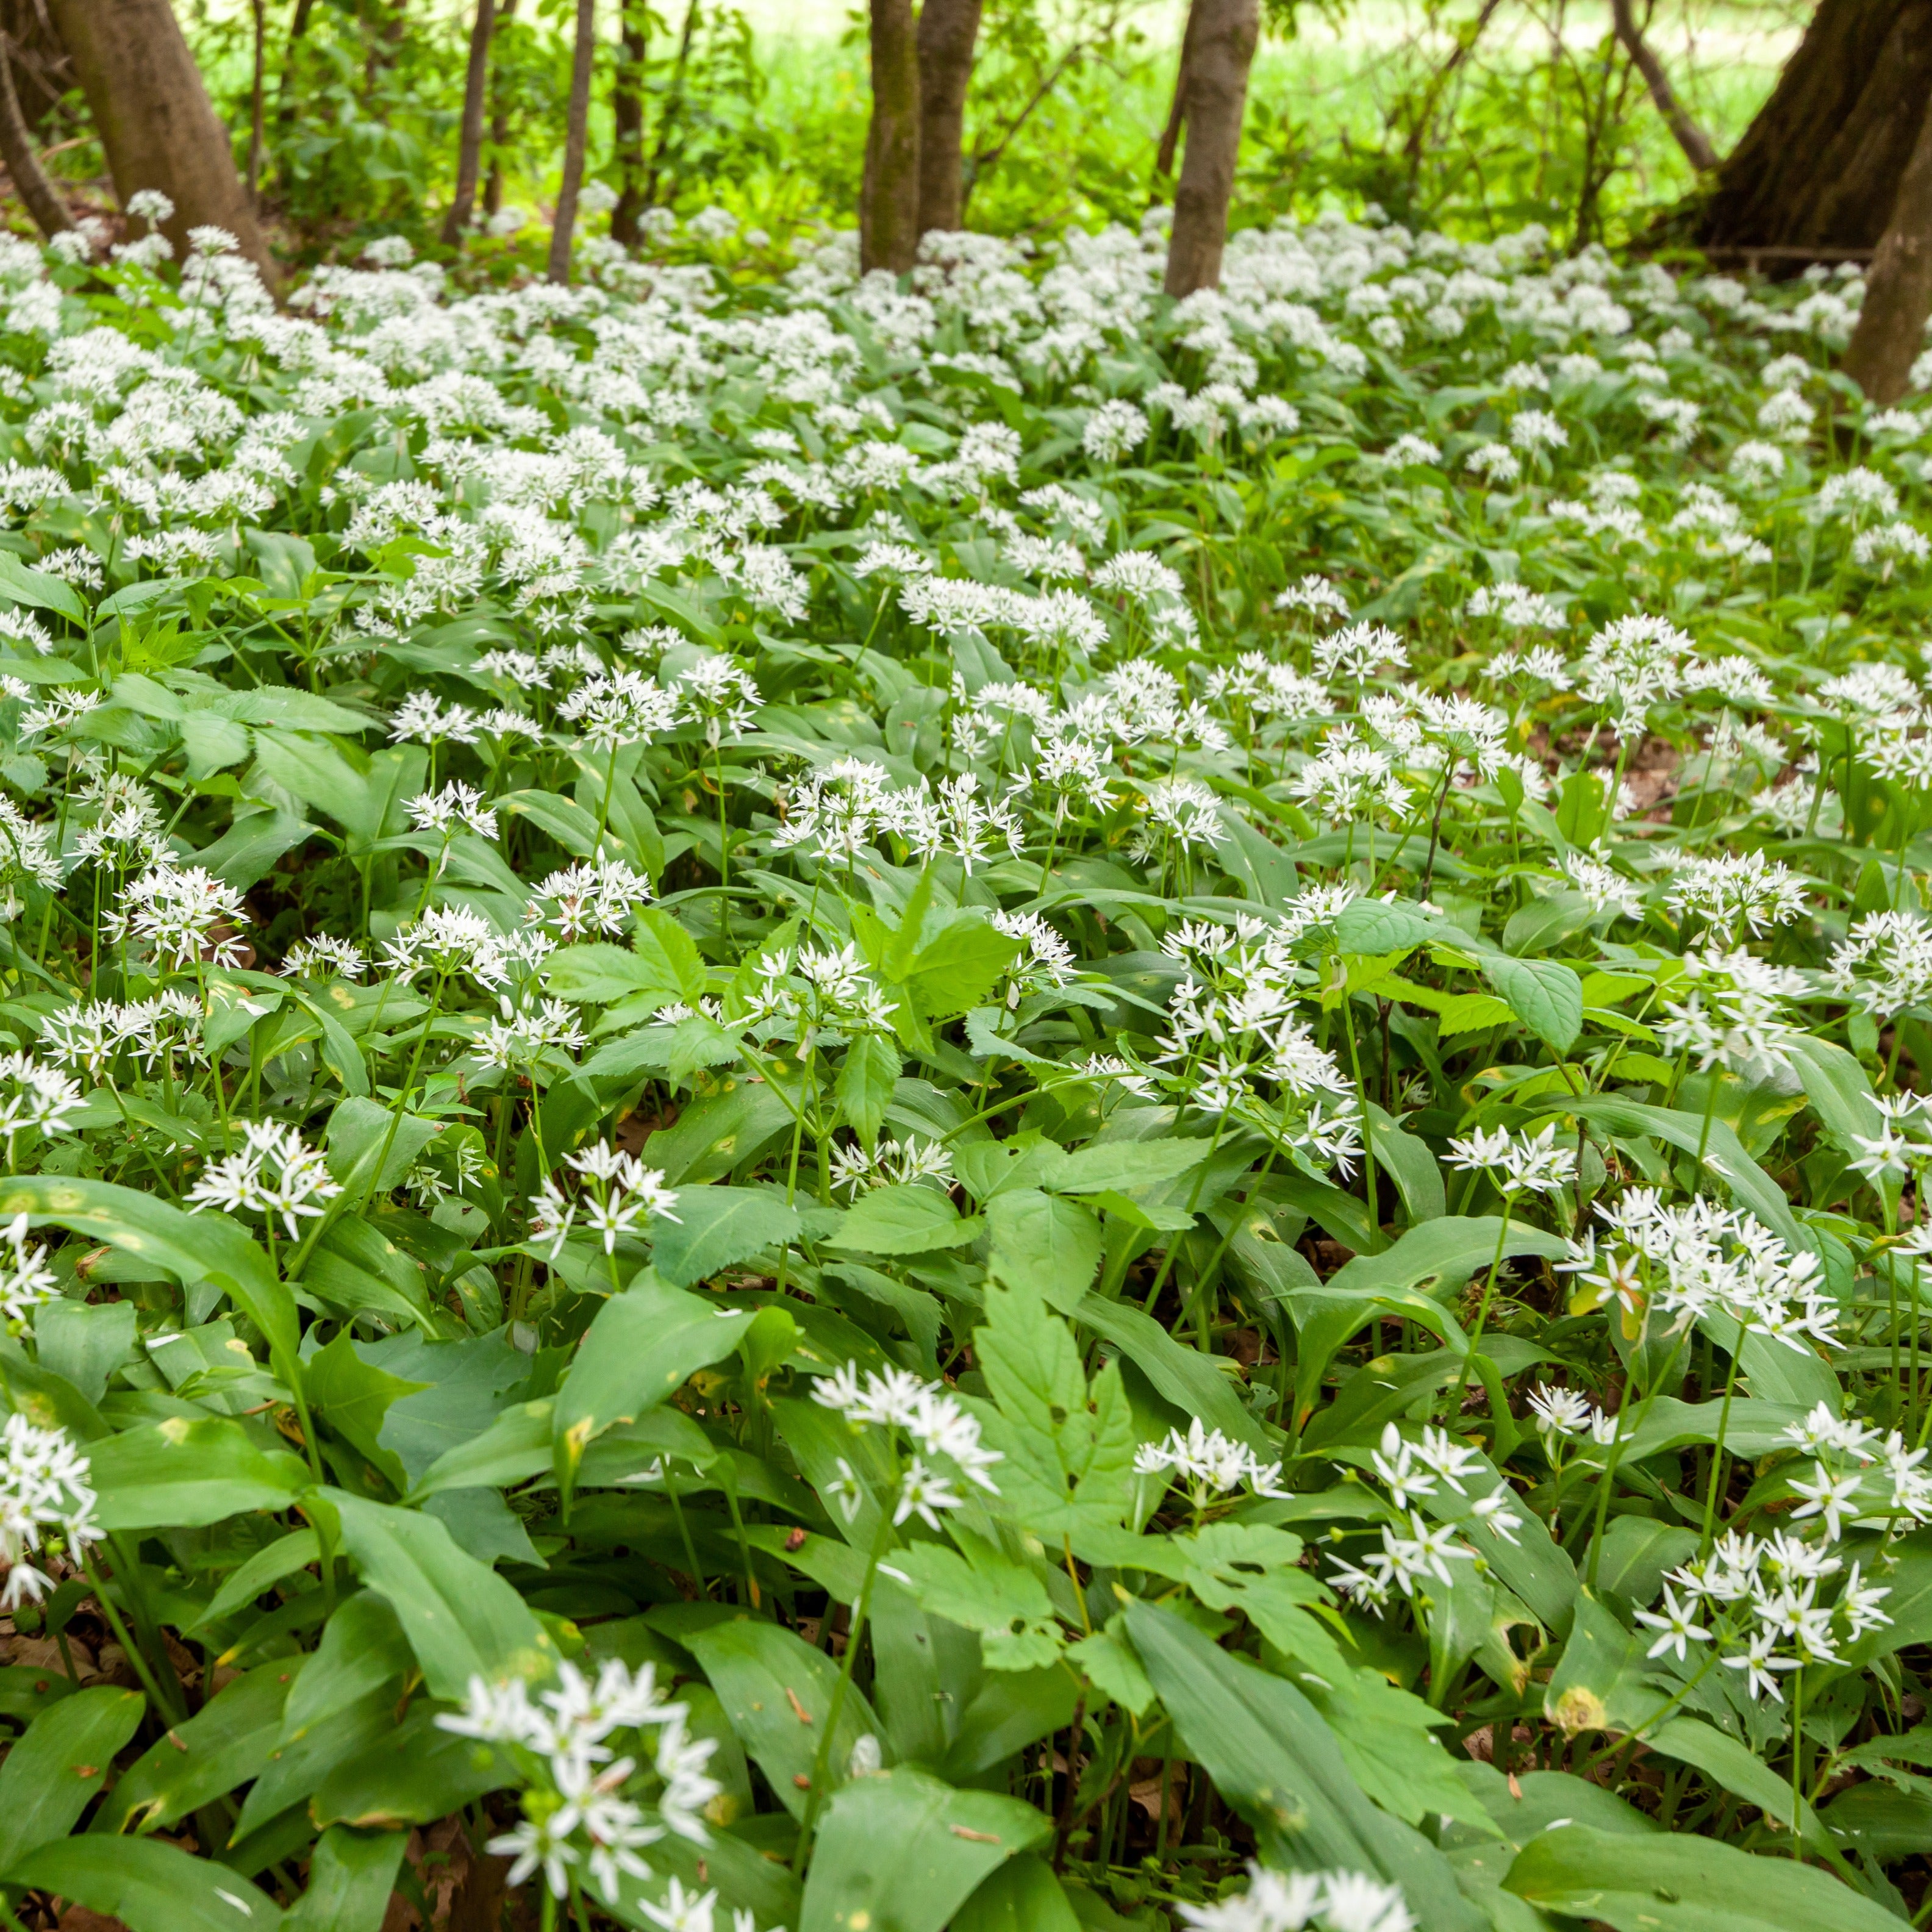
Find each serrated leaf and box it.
[890,1538,1064,1671]
[1481,953,1583,1053]
[829,1182,978,1255]
[986,1187,1101,1311]
[649,1184,801,1287]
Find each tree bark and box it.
[860,0,920,274]
[546,0,595,284]
[1153,0,1199,184]
[1162,0,1257,298]
[1845,98,1932,402]
[610,0,646,246]
[0,32,71,237]
[484,0,517,216]
[45,0,277,285]
[914,0,979,237]
[1609,0,1716,174]
[1698,0,1932,254]
[442,0,495,245]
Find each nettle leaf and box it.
[889,1534,1065,1671]
[973,1278,1136,1539]
[835,1031,902,1148]
[829,1181,978,1255]
[650,1184,801,1287]
[1480,953,1583,1054]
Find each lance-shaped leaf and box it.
[0,1685,144,1868]
[90,1417,310,1531]
[3,1837,283,1932]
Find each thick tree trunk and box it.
[1698,0,1932,254]
[546,0,594,283]
[45,0,277,285]
[860,0,920,274]
[442,0,495,245]
[914,0,979,237]
[484,0,517,217]
[1845,99,1932,402]
[610,0,646,246]
[1162,0,1257,298]
[0,34,72,237]
[1609,0,1715,174]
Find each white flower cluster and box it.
[1179,1863,1414,1932]
[0,1412,99,1609]
[438,1658,720,1902]
[187,1120,342,1240]
[1134,1420,1288,1508]
[529,1140,681,1260]
[812,1361,1001,1526]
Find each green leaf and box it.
[326,1490,554,1698]
[0,548,85,622]
[1501,1823,1903,1931]
[0,1176,296,1371]
[1481,953,1583,1054]
[90,1417,310,1531]
[951,1855,1081,1932]
[649,1184,802,1288]
[975,1279,1136,1539]
[1645,1716,1830,1851]
[194,1530,321,1631]
[545,940,687,1007]
[1125,1601,1486,1931]
[309,1702,509,1830]
[553,1273,753,1496]
[986,1188,1102,1311]
[408,1398,554,1501]
[903,914,1018,1021]
[891,1536,1064,1671]
[0,1685,144,1868]
[1334,898,1442,956]
[1075,1293,1272,1454]
[323,1095,443,1204]
[306,1331,428,1493]
[799,1765,1050,1932]
[283,1826,407,1932]
[836,1032,903,1149]
[831,1182,978,1256]
[34,1297,137,1406]
[4,1837,283,1932]
[101,1663,293,1835]
[1040,1139,1210,1194]
[685,1615,885,1822]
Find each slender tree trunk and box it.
[442,0,495,245]
[642,0,698,207]
[1845,98,1932,402]
[0,33,71,237]
[610,0,646,245]
[484,0,517,216]
[1162,0,1257,298]
[1609,0,1715,174]
[246,0,267,206]
[860,0,920,274]
[1153,0,1199,185]
[1698,0,1932,254]
[914,0,979,237]
[45,0,277,287]
[546,0,594,284]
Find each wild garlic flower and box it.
[1526,1384,1619,1445]
[557,670,679,753]
[523,854,654,942]
[477,995,587,1078]
[1575,614,1688,735]
[381,904,512,989]
[0,1054,82,1159]
[1312,621,1406,684]
[1656,948,1805,1080]
[1445,1123,1577,1197]
[0,1412,99,1609]
[743,943,896,1048]
[1662,850,1808,938]
[40,992,206,1078]
[1179,1862,1414,1932]
[827,1136,954,1198]
[104,862,247,972]
[812,1361,1001,1518]
[0,1215,57,1325]
[438,1659,718,1903]
[673,659,762,748]
[1275,574,1350,626]
[1328,1510,1476,1613]
[1828,909,1932,1020]
[278,935,368,981]
[187,1121,342,1239]
[529,1141,679,1259]
[407,781,499,841]
[1136,1421,1287,1508]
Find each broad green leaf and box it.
[409,1398,554,1501]
[194,1529,321,1631]
[903,914,1018,1021]
[1334,898,1441,956]
[1126,1601,1485,1931]
[101,1663,294,1835]
[1040,1139,1209,1194]
[306,1330,428,1492]
[0,1685,144,1867]
[799,1765,1050,1932]
[1481,953,1583,1054]
[1075,1293,1272,1454]
[544,940,687,1006]
[323,1095,443,1204]
[975,1279,1136,1538]
[553,1272,753,1495]
[951,1855,1082,1932]
[283,1826,407,1932]
[309,1703,509,1830]
[326,1490,554,1698]
[1501,1822,1903,1931]
[649,1184,802,1287]
[0,548,85,621]
[830,1182,978,1256]
[986,1187,1101,1311]
[34,1297,137,1406]
[89,1417,310,1531]
[4,1837,282,1932]
[1645,1716,1829,1850]
[836,1032,902,1148]
[891,1536,1064,1670]
[685,1615,885,1822]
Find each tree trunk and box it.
[860,0,920,274]
[0,33,71,237]
[1845,97,1932,402]
[610,0,645,246]
[0,0,71,135]
[545,0,594,284]
[45,0,277,285]
[484,0,517,216]
[1162,0,1257,298]
[1609,0,1715,174]
[1153,0,1199,184]
[442,0,495,245]
[1698,0,1932,254]
[246,0,267,205]
[914,0,979,237]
